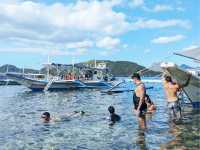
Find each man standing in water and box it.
[163,75,182,120]
[132,73,147,129]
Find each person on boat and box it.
[108,106,121,125]
[131,73,147,129]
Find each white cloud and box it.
[0,1,128,51]
[176,7,185,12]
[143,4,185,13]
[96,36,120,49]
[66,40,94,49]
[144,49,151,53]
[99,49,121,56]
[152,4,173,12]
[0,47,88,56]
[132,19,191,30]
[130,0,144,7]
[182,45,199,51]
[0,0,191,55]
[151,34,185,44]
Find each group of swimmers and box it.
[41,72,189,126]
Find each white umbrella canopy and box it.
[174,47,200,62]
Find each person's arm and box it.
[137,85,145,112]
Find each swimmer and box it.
[41,112,51,123]
[41,111,85,123]
[108,106,121,125]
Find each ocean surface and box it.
[0,80,199,150]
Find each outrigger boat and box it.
[6,61,113,91]
[161,47,200,108]
[6,72,86,91]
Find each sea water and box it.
[0,80,199,150]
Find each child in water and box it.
[108,106,121,125]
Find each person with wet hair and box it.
[41,112,51,123]
[108,106,121,125]
[41,111,85,123]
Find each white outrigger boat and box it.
[161,47,200,108]
[6,72,86,91]
[5,61,113,91]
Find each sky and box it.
[0,0,199,69]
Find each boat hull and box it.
[6,73,86,91]
[83,80,112,89]
[161,62,200,108]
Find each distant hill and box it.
[80,60,160,77]
[0,60,160,77]
[0,64,39,74]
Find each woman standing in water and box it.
[131,73,147,129]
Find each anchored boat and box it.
[6,73,86,91]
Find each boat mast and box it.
[94,58,97,68]
[72,58,75,78]
[47,55,50,81]
[6,65,9,73]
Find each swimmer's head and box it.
[41,112,50,122]
[80,111,85,115]
[73,110,85,115]
[108,106,115,114]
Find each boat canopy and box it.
[174,47,200,62]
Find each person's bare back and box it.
[163,80,179,102]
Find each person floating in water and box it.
[131,73,148,129]
[108,106,121,125]
[162,75,184,121]
[41,111,85,123]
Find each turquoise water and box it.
[0,82,199,150]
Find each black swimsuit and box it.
[133,83,147,113]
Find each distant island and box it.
[0,60,160,77]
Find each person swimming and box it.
[41,111,85,123]
[41,112,51,123]
[108,106,121,125]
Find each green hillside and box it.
[81,60,160,77]
[0,60,160,77]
